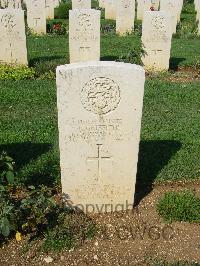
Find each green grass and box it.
[0,2,199,187]
[0,78,199,187]
[157,190,200,222]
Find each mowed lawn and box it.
[0,3,200,188]
[0,74,199,187]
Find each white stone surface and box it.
[69,9,100,63]
[0,0,22,8]
[0,9,27,65]
[116,0,135,35]
[105,0,116,20]
[45,0,54,19]
[142,11,172,71]
[56,61,145,213]
[160,0,179,33]
[137,0,160,20]
[26,0,46,34]
[99,0,105,8]
[72,0,91,9]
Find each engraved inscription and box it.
[77,13,92,31]
[81,77,121,115]
[66,118,123,143]
[1,13,16,32]
[151,15,165,30]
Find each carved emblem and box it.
[77,13,92,31]
[151,15,165,30]
[1,13,16,31]
[81,77,121,115]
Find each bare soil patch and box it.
[0,181,200,266]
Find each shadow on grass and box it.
[0,142,59,186]
[0,142,51,169]
[134,140,182,206]
[29,55,66,67]
[169,57,186,71]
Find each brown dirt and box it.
[0,181,200,266]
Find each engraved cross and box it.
[34,17,40,26]
[152,49,162,55]
[6,43,16,60]
[87,144,112,182]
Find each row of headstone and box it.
[68,7,173,71]
[0,0,198,69]
[100,0,184,35]
[0,0,57,34]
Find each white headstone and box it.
[99,0,105,8]
[45,0,54,19]
[160,0,179,33]
[105,0,116,20]
[56,61,145,213]
[116,0,135,35]
[26,0,46,34]
[72,0,91,9]
[69,9,100,63]
[0,9,27,65]
[137,0,160,20]
[142,11,172,71]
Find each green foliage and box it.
[42,211,97,251]
[0,65,35,81]
[0,186,15,237]
[118,42,144,65]
[0,152,15,185]
[101,20,116,33]
[175,21,198,39]
[19,185,57,234]
[54,0,72,19]
[47,20,68,35]
[157,191,200,223]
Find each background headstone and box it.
[26,0,46,34]
[99,0,105,8]
[0,9,28,65]
[137,0,160,20]
[72,0,91,9]
[105,0,116,20]
[69,9,100,63]
[160,0,179,33]
[56,61,145,213]
[45,0,54,19]
[116,0,135,35]
[142,11,172,71]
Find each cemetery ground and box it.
[0,2,200,265]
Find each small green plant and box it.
[19,185,57,235]
[0,65,35,80]
[42,211,97,251]
[54,0,72,19]
[0,186,16,237]
[0,152,15,185]
[157,190,200,223]
[118,43,145,65]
